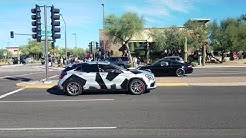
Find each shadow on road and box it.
[4,77,31,82]
[46,86,146,96]
[47,86,66,95]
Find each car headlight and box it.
[145,74,154,80]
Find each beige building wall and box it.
[6,47,20,57]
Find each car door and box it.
[79,64,100,90]
[98,64,126,90]
[150,61,170,76]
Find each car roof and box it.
[164,56,182,58]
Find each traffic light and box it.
[50,5,61,42]
[96,42,99,49]
[31,4,41,42]
[10,31,14,38]
[51,42,55,49]
[89,42,93,54]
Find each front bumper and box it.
[146,81,157,90]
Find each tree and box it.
[19,39,44,60]
[150,26,186,57]
[105,12,144,63]
[209,15,246,61]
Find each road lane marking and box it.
[0,72,43,79]
[0,127,117,131]
[0,88,24,99]
[0,99,115,103]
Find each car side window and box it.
[81,64,99,73]
[170,61,179,65]
[159,61,169,66]
[75,65,82,72]
[99,64,116,72]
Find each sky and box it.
[0,0,245,49]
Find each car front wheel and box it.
[65,80,83,96]
[129,79,146,95]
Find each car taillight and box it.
[187,65,192,68]
[59,72,67,79]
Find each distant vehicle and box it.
[138,59,193,77]
[104,56,130,68]
[12,57,18,64]
[163,56,185,63]
[58,61,156,96]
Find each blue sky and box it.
[0,0,245,49]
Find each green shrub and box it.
[191,61,198,67]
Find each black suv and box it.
[104,56,130,68]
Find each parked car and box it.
[163,56,185,63]
[58,61,156,96]
[104,56,130,68]
[138,59,193,77]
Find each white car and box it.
[58,61,156,96]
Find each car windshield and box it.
[110,63,126,71]
[151,59,163,66]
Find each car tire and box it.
[176,68,185,77]
[129,79,146,95]
[64,80,83,96]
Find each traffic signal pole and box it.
[44,5,49,81]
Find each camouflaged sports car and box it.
[58,61,156,96]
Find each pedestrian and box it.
[133,57,138,68]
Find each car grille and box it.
[150,82,155,87]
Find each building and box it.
[99,18,210,57]
[5,46,20,57]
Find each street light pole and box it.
[102,3,105,29]
[72,33,77,48]
[102,3,105,58]
[60,14,67,64]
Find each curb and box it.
[16,82,56,89]
[156,83,189,86]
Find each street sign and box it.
[41,30,52,35]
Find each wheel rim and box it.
[177,69,184,76]
[130,80,144,94]
[67,82,81,95]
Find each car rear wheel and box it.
[176,68,185,77]
[129,79,146,95]
[65,80,83,96]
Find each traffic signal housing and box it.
[31,4,41,42]
[50,5,61,42]
[96,42,99,49]
[89,42,93,54]
[10,31,14,38]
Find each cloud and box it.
[150,0,195,13]
[123,0,197,26]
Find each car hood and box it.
[125,68,152,75]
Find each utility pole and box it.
[184,37,188,62]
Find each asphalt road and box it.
[0,64,60,96]
[0,64,246,137]
[0,86,246,137]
